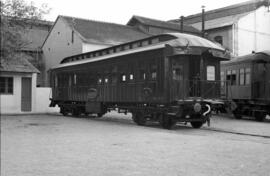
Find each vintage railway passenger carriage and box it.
[50,33,229,129]
[221,51,270,121]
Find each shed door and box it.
[21,77,32,111]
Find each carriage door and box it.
[21,77,32,112]
[253,63,267,99]
[189,56,201,97]
[171,58,184,100]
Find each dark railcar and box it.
[221,51,270,121]
[50,33,229,129]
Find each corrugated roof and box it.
[0,54,40,73]
[61,16,151,45]
[170,0,269,24]
[222,50,270,64]
[127,15,200,34]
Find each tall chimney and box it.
[201,5,205,37]
[180,16,184,33]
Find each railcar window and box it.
[121,74,126,82]
[129,74,134,80]
[226,70,236,85]
[221,71,225,86]
[207,66,215,81]
[240,69,245,85]
[55,76,58,87]
[98,78,102,84]
[139,70,146,80]
[173,67,183,81]
[73,74,77,85]
[104,77,109,83]
[142,40,148,46]
[245,68,251,85]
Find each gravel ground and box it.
[1,112,270,176]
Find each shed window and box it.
[207,66,215,81]
[0,77,13,94]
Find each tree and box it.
[0,0,50,59]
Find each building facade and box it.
[170,0,270,56]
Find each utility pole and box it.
[201,5,205,37]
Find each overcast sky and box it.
[26,0,249,24]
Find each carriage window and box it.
[226,70,236,85]
[55,76,58,87]
[139,70,146,80]
[151,38,159,44]
[121,74,126,82]
[98,78,102,84]
[69,75,72,86]
[104,77,109,83]
[220,71,225,86]
[74,74,77,85]
[245,68,251,85]
[142,40,148,46]
[129,74,134,80]
[173,67,183,81]
[207,66,215,81]
[240,68,245,85]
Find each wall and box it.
[237,6,270,56]
[206,26,233,52]
[42,17,83,86]
[35,87,60,113]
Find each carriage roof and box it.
[222,51,270,66]
[52,33,227,70]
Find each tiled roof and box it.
[170,0,269,24]
[61,16,151,45]
[0,54,40,73]
[127,15,200,34]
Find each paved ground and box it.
[1,112,270,176]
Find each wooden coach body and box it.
[221,51,270,121]
[50,33,228,129]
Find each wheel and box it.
[190,121,203,129]
[254,111,266,122]
[159,114,176,130]
[132,112,146,126]
[233,109,242,119]
[72,108,80,117]
[97,113,103,118]
[60,107,68,116]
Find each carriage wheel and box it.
[233,109,242,119]
[132,111,146,126]
[254,111,266,122]
[97,113,103,118]
[159,113,176,129]
[72,108,80,117]
[190,121,203,129]
[60,107,68,116]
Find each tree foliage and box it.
[0,0,50,59]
